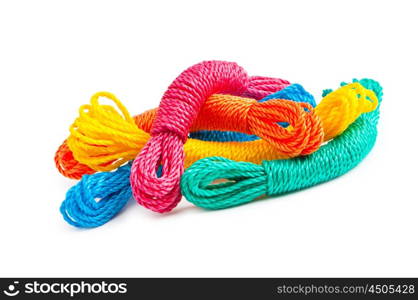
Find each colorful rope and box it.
[58,83,321,227]
[61,163,132,228]
[189,83,317,142]
[131,61,278,213]
[54,60,382,228]
[132,60,378,213]
[57,77,381,228]
[55,82,316,179]
[181,78,382,208]
[56,81,373,180]
[130,94,324,156]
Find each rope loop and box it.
[132,61,254,212]
[130,133,185,212]
[60,163,132,228]
[181,79,382,209]
[67,91,147,171]
[56,76,382,228]
[247,100,323,156]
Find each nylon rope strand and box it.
[190,83,316,142]
[127,94,323,156]
[55,74,291,180]
[130,61,256,213]
[181,79,382,209]
[64,91,318,172]
[56,88,318,180]
[56,79,376,180]
[59,79,380,228]
[61,163,132,228]
[54,142,96,180]
[58,84,317,228]
[131,59,377,213]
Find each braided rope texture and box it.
[190,83,316,142]
[131,61,278,213]
[58,84,322,227]
[55,75,291,180]
[61,164,132,228]
[58,77,382,228]
[57,78,375,184]
[181,78,382,209]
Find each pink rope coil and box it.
[243,75,291,100]
[130,61,289,213]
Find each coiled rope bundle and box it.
[55,61,382,228]
[55,74,292,179]
[181,79,382,209]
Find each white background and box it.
[0,0,417,277]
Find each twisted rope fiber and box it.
[136,95,323,156]
[189,82,376,144]
[181,79,382,209]
[189,83,316,142]
[194,95,323,156]
[59,79,380,228]
[57,90,314,178]
[61,163,132,228]
[133,60,378,213]
[130,60,267,213]
[57,85,316,227]
[56,79,376,180]
[55,142,95,179]
[242,75,292,99]
[55,76,291,180]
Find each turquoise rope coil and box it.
[181,79,382,209]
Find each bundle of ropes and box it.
[54,61,382,228]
